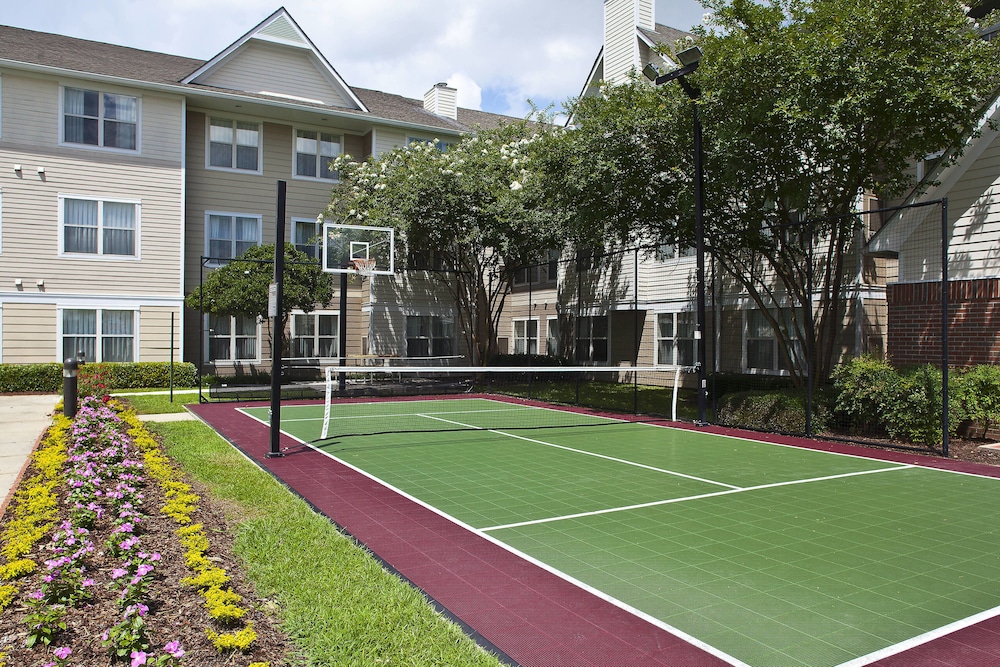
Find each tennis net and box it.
[319,364,693,440]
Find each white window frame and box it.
[292,128,342,181]
[512,317,540,355]
[289,310,340,359]
[206,117,263,174]
[575,314,609,363]
[59,85,140,153]
[206,313,261,364]
[57,307,139,363]
[405,314,455,358]
[58,194,141,259]
[744,308,804,375]
[655,311,697,367]
[204,211,262,266]
[291,217,321,260]
[546,316,561,358]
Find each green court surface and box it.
[243,398,1000,667]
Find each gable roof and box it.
[182,7,369,113]
[0,15,515,137]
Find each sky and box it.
[1,0,705,118]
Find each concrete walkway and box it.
[0,394,60,516]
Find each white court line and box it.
[420,413,740,491]
[235,406,749,667]
[481,465,914,532]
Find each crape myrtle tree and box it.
[186,243,335,355]
[324,118,568,365]
[553,0,999,386]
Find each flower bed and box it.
[0,397,286,666]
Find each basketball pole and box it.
[268,180,287,458]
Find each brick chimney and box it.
[424,82,457,120]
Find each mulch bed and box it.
[0,433,291,667]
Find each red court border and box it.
[188,396,1000,667]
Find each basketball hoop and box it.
[352,258,377,278]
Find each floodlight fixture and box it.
[676,46,703,68]
[642,63,662,82]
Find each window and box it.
[656,312,696,366]
[513,249,560,287]
[295,130,341,179]
[546,317,562,358]
[63,87,138,150]
[291,312,339,358]
[746,309,803,373]
[512,318,539,355]
[206,213,260,264]
[208,118,260,171]
[62,309,134,362]
[655,243,696,261]
[208,314,258,362]
[575,315,608,363]
[292,218,321,260]
[406,315,454,357]
[61,197,138,257]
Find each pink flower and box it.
[130,651,147,666]
[164,640,184,658]
[111,568,127,579]
[54,646,72,659]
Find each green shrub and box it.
[716,388,829,433]
[0,362,196,394]
[79,362,197,390]
[0,364,62,393]
[958,364,1000,436]
[831,355,900,434]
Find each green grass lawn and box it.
[147,418,504,667]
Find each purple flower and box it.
[164,641,184,658]
[54,646,72,659]
[130,651,147,666]
[82,578,95,587]
[28,588,44,600]
[111,568,128,579]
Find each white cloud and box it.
[446,73,483,111]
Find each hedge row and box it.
[0,362,198,393]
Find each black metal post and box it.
[62,358,79,418]
[941,198,949,457]
[805,222,815,437]
[268,181,287,458]
[339,271,348,393]
[693,101,708,425]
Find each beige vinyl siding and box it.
[637,0,655,31]
[0,149,184,296]
[1,72,184,163]
[1,302,56,363]
[374,127,406,157]
[604,0,638,86]
[199,41,353,108]
[138,305,182,361]
[184,111,334,287]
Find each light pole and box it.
[644,46,709,425]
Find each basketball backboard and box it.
[322,222,395,275]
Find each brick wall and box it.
[887,277,1000,367]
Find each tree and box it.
[554,0,1000,384]
[186,243,335,352]
[325,118,568,364]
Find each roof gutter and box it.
[0,57,467,138]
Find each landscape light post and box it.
[644,46,708,425]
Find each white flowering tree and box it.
[324,118,568,364]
